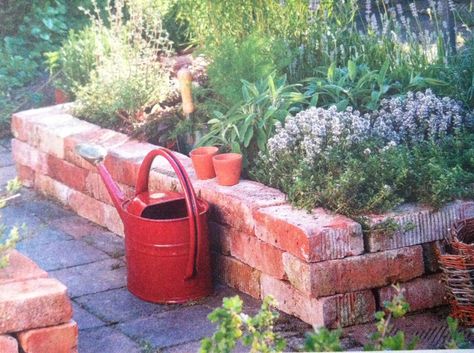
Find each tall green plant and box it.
[198,74,306,167]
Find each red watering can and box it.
[75,144,212,303]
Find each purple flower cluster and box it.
[267,90,473,164]
[372,90,472,145]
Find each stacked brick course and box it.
[0,250,77,353]
[11,104,474,327]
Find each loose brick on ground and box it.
[17,320,78,353]
[283,246,424,297]
[0,250,47,286]
[0,278,72,334]
[254,205,364,262]
[378,274,447,312]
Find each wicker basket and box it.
[436,217,474,326]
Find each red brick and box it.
[254,205,364,262]
[213,254,261,299]
[104,140,157,186]
[193,179,286,235]
[0,335,18,353]
[68,190,106,227]
[17,320,78,353]
[0,278,72,334]
[34,175,71,205]
[15,164,35,187]
[11,139,48,174]
[63,128,128,171]
[103,202,124,237]
[260,274,375,328]
[378,274,447,312]
[12,106,97,158]
[0,250,48,286]
[85,171,114,205]
[422,242,441,273]
[209,222,231,255]
[364,201,474,252]
[230,231,286,279]
[46,155,88,193]
[283,246,424,297]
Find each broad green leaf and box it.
[327,62,336,82]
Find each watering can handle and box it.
[135,148,200,280]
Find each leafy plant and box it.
[304,328,343,352]
[445,317,469,349]
[200,295,285,353]
[198,74,305,167]
[72,0,174,127]
[0,178,23,269]
[364,285,418,351]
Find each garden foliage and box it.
[0,179,23,269]
[253,90,474,215]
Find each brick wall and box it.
[11,104,473,328]
[0,250,77,353]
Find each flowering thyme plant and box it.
[253,91,474,216]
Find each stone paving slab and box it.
[117,305,216,349]
[79,231,125,258]
[72,302,106,330]
[75,287,176,324]
[50,215,107,239]
[79,326,142,353]
[0,165,17,188]
[18,239,109,271]
[50,258,126,298]
[16,225,72,247]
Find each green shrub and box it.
[72,0,174,127]
[205,33,291,107]
[198,74,306,167]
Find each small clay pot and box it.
[190,146,219,180]
[213,153,243,186]
[55,88,69,104]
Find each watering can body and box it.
[76,145,213,303]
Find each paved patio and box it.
[1,137,473,352]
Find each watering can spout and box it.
[75,143,125,215]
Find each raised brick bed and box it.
[11,104,474,328]
[0,250,77,353]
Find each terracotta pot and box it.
[190,146,219,180]
[213,153,242,186]
[55,88,69,104]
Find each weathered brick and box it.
[46,155,88,193]
[194,180,286,235]
[0,278,72,334]
[17,320,78,353]
[85,171,114,205]
[378,274,447,312]
[0,335,18,353]
[12,106,97,158]
[254,205,364,263]
[230,231,286,279]
[0,250,47,286]
[283,246,424,297]
[15,164,35,187]
[11,139,48,174]
[365,201,474,252]
[209,222,231,255]
[63,127,128,171]
[422,242,441,273]
[260,274,375,328]
[34,175,72,205]
[213,254,261,299]
[68,190,106,227]
[104,140,157,186]
[103,202,124,237]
